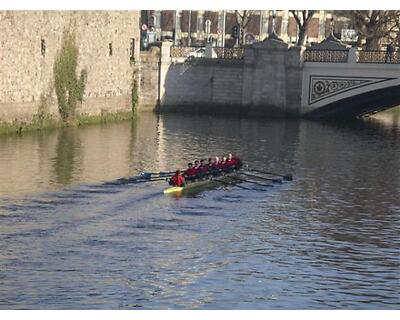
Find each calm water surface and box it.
[0,111,399,309]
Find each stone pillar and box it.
[285,45,305,115]
[159,41,173,107]
[241,37,302,116]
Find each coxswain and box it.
[169,170,185,187]
[184,162,197,181]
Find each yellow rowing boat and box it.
[163,171,239,195]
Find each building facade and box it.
[140,10,335,48]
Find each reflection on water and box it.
[53,129,81,185]
[0,111,399,309]
[1,110,399,197]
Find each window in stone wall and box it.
[109,43,113,56]
[130,38,135,62]
[41,39,46,56]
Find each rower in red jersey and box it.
[220,156,229,172]
[210,156,221,175]
[207,157,214,169]
[197,159,209,178]
[184,162,197,181]
[227,153,242,170]
[169,170,185,187]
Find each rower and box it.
[194,160,200,170]
[227,153,242,170]
[183,162,197,181]
[210,156,221,176]
[197,159,209,178]
[220,156,230,172]
[169,170,185,187]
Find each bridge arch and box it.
[301,53,400,119]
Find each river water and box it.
[0,111,399,309]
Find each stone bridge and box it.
[302,48,400,119]
[142,38,400,120]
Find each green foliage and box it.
[76,111,133,126]
[131,79,139,113]
[53,31,87,122]
[0,117,59,135]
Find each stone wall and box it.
[157,39,304,116]
[138,46,160,110]
[242,39,304,116]
[0,11,140,123]
[162,59,244,112]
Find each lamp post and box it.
[188,10,192,47]
[268,10,283,41]
[222,10,226,48]
[205,19,211,43]
[271,10,276,34]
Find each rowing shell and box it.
[163,171,239,195]
[163,186,184,194]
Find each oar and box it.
[248,168,293,181]
[132,177,170,183]
[225,175,273,187]
[213,178,252,190]
[139,171,176,179]
[239,171,282,183]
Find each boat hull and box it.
[163,172,239,195]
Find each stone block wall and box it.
[161,59,244,112]
[139,46,161,110]
[0,11,140,123]
[157,39,303,116]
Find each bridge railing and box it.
[213,47,244,59]
[304,48,400,64]
[170,46,202,58]
[170,46,244,60]
[303,49,349,63]
[358,50,400,64]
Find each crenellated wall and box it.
[0,11,140,123]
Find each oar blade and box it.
[283,175,293,181]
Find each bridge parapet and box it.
[304,48,400,64]
[302,53,400,118]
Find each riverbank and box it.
[0,111,134,136]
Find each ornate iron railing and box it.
[303,49,349,63]
[358,50,400,64]
[170,46,200,58]
[170,46,244,59]
[213,47,244,59]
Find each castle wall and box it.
[0,11,140,123]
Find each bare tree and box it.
[235,10,256,45]
[289,10,316,46]
[335,10,400,49]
